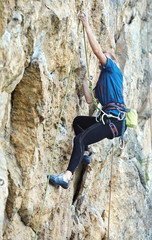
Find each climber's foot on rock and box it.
[48,172,71,189]
[81,152,92,165]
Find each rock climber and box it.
[48,12,127,189]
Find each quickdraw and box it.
[95,102,129,149]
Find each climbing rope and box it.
[107,1,151,238]
[107,0,118,239]
[34,0,130,238]
[34,2,84,239]
[77,0,84,16]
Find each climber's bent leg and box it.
[49,118,125,188]
[49,116,98,189]
[73,116,97,154]
[73,116,97,135]
[67,118,124,174]
[67,121,111,174]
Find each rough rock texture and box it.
[0,0,152,239]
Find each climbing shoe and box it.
[81,152,92,165]
[48,173,70,189]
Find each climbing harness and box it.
[95,102,130,149]
[109,122,119,138]
[97,103,129,122]
[96,102,137,147]
[101,102,130,148]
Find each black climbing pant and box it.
[67,115,126,174]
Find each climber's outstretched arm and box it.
[83,75,95,104]
[78,13,107,66]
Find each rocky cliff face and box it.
[0,0,152,239]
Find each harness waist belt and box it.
[102,102,130,113]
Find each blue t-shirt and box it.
[94,57,125,115]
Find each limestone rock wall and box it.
[0,0,152,239]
